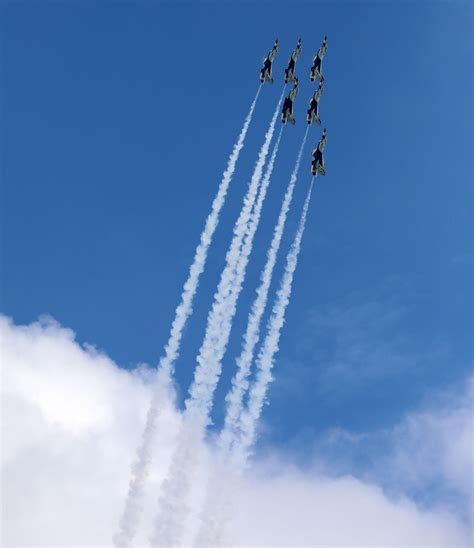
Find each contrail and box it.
[220,126,309,458]
[195,129,309,546]
[186,90,285,423]
[113,86,261,548]
[150,90,285,547]
[239,176,315,463]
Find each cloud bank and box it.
[1,315,471,546]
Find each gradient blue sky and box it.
[2,0,472,455]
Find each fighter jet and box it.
[260,40,279,84]
[281,78,299,124]
[307,79,324,125]
[284,38,302,84]
[310,36,328,82]
[311,128,327,176]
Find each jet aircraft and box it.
[260,40,279,84]
[307,79,324,125]
[284,39,302,84]
[311,128,327,176]
[310,36,328,82]
[281,78,299,125]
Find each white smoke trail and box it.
[186,90,285,422]
[239,176,315,463]
[194,129,309,547]
[113,87,261,548]
[150,90,285,547]
[220,127,309,458]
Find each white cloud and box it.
[313,378,473,523]
[1,315,471,546]
[385,379,473,513]
[232,470,468,547]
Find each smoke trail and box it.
[220,127,309,457]
[113,87,261,548]
[195,129,309,547]
[150,90,285,547]
[239,176,315,462]
[186,89,285,422]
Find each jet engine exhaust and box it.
[149,90,285,548]
[113,86,261,548]
[239,145,314,464]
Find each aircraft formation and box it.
[116,35,331,548]
[260,36,328,176]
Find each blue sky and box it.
[2,0,472,459]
